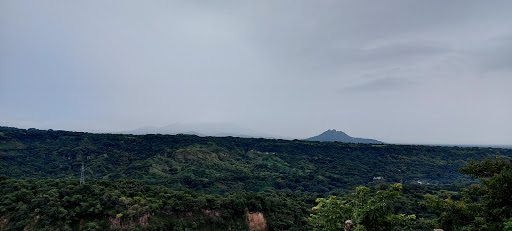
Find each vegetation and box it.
[1,127,511,230]
[0,177,316,230]
[310,157,512,231]
[0,176,465,231]
[423,157,512,230]
[310,183,416,231]
[2,127,510,194]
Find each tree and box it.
[460,157,512,220]
[424,157,512,231]
[83,222,98,231]
[310,183,415,231]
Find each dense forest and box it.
[1,127,511,230]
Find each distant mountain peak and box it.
[306,129,383,144]
[324,129,347,134]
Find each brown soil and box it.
[0,217,9,231]
[109,213,149,230]
[246,211,268,231]
[138,214,149,226]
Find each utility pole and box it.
[80,163,85,185]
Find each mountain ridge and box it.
[122,122,288,139]
[305,129,384,144]
[3,126,512,194]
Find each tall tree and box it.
[424,157,512,231]
[310,183,416,231]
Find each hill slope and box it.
[305,129,384,144]
[1,127,511,194]
[123,122,284,139]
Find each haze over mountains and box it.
[122,122,287,139]
[124,124,384,144]
[3,126,509,193]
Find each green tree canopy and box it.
[310,183,415,231]
[424,157,512,231]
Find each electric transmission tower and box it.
[80,163,85,185]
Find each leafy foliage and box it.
[310,183,416,231]
[423,157,512,231]
[2,127,510,194]
[1,127,512,230]
[0,177,316,230]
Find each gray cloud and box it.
[340,77,416,93]
[1,0,511,145]
[469,34,512,72]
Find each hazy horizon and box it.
[2,1,511,145]
[3,124,512,148]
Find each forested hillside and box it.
[0,177,318,230]
[1,127,512,230]
[1,127,511,194]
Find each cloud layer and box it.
[1,1,511,144]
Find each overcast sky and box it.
[1,1,511,145]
